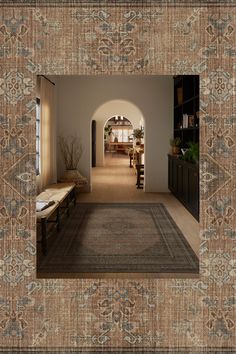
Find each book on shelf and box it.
[183,114,188,128]
[188,115,194,128]
[177,87,183,105]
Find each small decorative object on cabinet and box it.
[170,137,181,155]
[170,75,199,220]
[58,135,88,189]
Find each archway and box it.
[90,99,145,167]
[90,99,145,191]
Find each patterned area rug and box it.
[38,203,199,273]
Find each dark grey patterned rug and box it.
[38,203,199,274]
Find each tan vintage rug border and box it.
[0,1,236,352]
[1,0,236,6]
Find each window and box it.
[36,97,41,175]
[112,128,133,142]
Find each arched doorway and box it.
[90,99,144,166]
[90,99,145,191]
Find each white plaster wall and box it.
[52,75,173,192]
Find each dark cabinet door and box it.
[177,161,184,199]
[168,156,171,189]
[182,162,188,201]
[172,158,177,192]
[168,155,199,220]
[168,156,174,191]
[188,167,199,215]
[168,156,182,197]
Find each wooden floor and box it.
[38,153,200,279]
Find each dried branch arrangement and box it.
[58,135,83,170]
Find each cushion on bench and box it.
[36,182,75,221]
[36,200,55,212]
[36,201,59,221]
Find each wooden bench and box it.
[36,182,76,255]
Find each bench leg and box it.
[66,196,70,216]
[41,219,47,256]
[73,188,76,206]
[57,208,61,232]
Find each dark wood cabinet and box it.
[168,155,199,220]
[177,162,184,198]
[188,166,199,216]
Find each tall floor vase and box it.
[60,169,88,190]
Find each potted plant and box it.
[104,125,113,151]
[58,135,87,188]
[133,127,144,145]
[170,137,181,155]
[181,142,199,164]
[104,125,113,141]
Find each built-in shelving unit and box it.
[168,75,199,221]
[174,75,199,148]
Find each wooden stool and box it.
[136,164,144,189]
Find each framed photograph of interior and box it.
[0,0,235,352]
